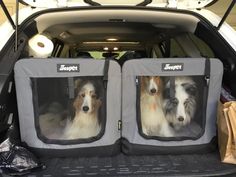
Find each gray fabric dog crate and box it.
[122,58,223,155]
[14,58,121,157]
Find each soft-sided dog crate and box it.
[14,58,121,157]
[122,58,223,155]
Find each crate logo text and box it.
[162,63,183,71]
[57,64,80,72]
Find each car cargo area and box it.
[28,151,236,177]
[1,6,236,177]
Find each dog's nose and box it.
[150,88,157,94]
[178,116,184,122]
[83,106,89,112]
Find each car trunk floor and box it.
[27,151,236,177]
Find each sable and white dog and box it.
[140,76,173,137]
[63,80,102,139]
[163,76,197,130]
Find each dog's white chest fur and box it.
[64,112,100,139]
[141,94,173,137]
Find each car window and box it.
[152,44,163,58]
[151,47,157,58]
[157,38,187,58]
[188,33,215,58]
[89,51,126,59]
[73,51,127,59]
[170,38,187,57]
[152,33,215,58]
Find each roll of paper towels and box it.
[28,34,54,58]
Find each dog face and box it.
[141,76,162,96]
[73,82,101,114]
[163,77,197,129]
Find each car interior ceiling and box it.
[1,7,234,92]
[15,9,235,96]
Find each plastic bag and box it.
[0,138,44,175]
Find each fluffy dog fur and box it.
[140,76,173,137]
[163,76,197,130]
[63,80,102,139]
[39,102,67,139]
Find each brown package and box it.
[218,101,236,164]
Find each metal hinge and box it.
[135,77,139,85]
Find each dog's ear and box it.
[140,76,144,83]
[140,76,146,91]
[94,80,104,98]
[74,78,83,96]
[96,99,102,108]
[73,98,81,111]
[163,87,170,99]
[163,77,170,87]
[74,79,82,89]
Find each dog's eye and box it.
[172,98,178,106]
[184,99,189,107]
[80,93,85,98]
[184,101,187,107]
[92,94,97,99]
[185,85,197,96]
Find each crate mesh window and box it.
[32,76,106,142]
[138,76,205,140]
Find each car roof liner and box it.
[84,0,153,6]
[19,0,216,9]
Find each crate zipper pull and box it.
[205,75,210,86]
[118,120,122,131]
[204,58,210,86]
[135,77,139,85]
[8,81,13,93]
[7,113,13,125]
